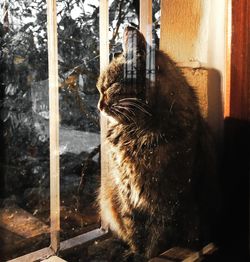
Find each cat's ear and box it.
[122,26,146,55]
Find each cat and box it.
[96,26,218,260]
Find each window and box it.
[1,0,110,260]
[0,0,159,261]
[1,0,234,261]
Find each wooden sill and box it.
[149,243,217,262]
[42,256,67,262]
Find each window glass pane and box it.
[83,0,161,260]
[0,0,50,259]
[57,0,100,241]
[60,0,160,260]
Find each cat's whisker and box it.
[119,101,152,116]
[119,97,148,106]
[113,105,138,125]
[114,105,136,116]
[116,111,130,123]
[119,97,138,102]
[112,107,134,123]
[126,126,137,135]
[110,109,120,121]
[169,99,176,113]
[118,98,151,109]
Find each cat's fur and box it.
[97,26,218,259]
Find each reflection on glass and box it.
[58,0,101,241]
[0,0,161,260]
[0,0,50,260]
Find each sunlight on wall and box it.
[160,0,227,134]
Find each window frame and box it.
[7,0,245,260]
[225,0,250,120]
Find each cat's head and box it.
[97,26,152,125]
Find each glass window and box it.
[0,0,50,259]
[57,0,101,241]
[0,0,160,261]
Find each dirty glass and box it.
[0,0,50,260]
[0,0,161,260]
[61,0,161,261]
[56,0,157,243]
[57,0,101,241]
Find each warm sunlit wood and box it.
[8,247,54,262]
[224,0,232,118]
[140,0,152,45]
[99,0,109,230]
[7,228,108,262]
[42,256,67,262]
[60,228,109,251]
[159,0,225,133]
[100,0,109,71]
[229,0,250,120]
[160,0,203,64]
[47,0,60,252]
[149,243,217,262]
[160,0,209,119]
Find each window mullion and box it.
[99,0,110,230]
[140,0,153,44]
[47,0,60,252]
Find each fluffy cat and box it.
[97,26,218,260]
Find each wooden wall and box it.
[159,2,250,260]
[229,0,250,120]
[160,0,226,135]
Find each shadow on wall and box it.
[206,68,249,260]
[205,70,249,261]
[207,68,223,140]
[218,117,250,261]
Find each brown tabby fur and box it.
[97,27,218,260]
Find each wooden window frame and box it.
[225,0,250,120]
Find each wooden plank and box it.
[160,0,203,64]
[159,1,224,131]
[60,228,109,252]
[149,243,217,262]
[181,67,209,119]
[7,247,54,262]
[0,206,49,238]
[140,0,156,99]
[201,243,217,256]
[224,0,232,118]
[229,0,250,120]
[99,0,110,230]
[6,229,108,262]
[140,0,152,44]
[181,67,222,134]
[46,0,60,252]
[159,247,199,262]
[100,0,109,71]
[42,255,67,262]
